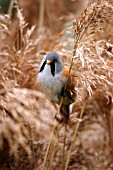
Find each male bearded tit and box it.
[38,52,76,123]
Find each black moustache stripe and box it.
[50,61,55,76]
[39,60,46,72]
[39,60,56,76]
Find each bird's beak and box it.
[46,60,51,65]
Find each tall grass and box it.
[0,0,113,169]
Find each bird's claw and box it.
[55,113,69,124]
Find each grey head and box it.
[39,52,63,76]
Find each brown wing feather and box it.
[57,66,76,123]
[61,65,76,106]
[62,66,75,91]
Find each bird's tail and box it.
[55,89,75,123]
[60,104,71,123]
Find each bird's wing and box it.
[62,66,75,91]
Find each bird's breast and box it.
[38,71,66,104]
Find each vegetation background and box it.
[0,0,113,170]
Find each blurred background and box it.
[0,0,88,50]
[0,0,113,170]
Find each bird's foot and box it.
[55,113,69,124]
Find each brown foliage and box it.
[19,0,88,33]
[0,0,113,170]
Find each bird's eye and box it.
[39,60,46,72]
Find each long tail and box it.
[55,104,74,123]
[60,104,70,123]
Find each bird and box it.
[38,52,76,123]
